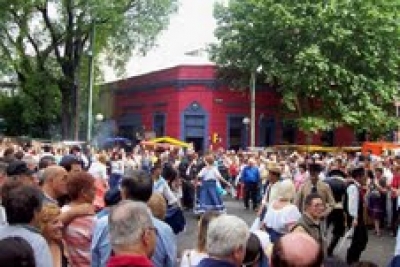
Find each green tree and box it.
[211,0,400,138]
[0,0,177,139]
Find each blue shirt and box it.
[91,214,177,267]
[241,166,260,184]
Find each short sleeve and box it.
[284,205,301,224]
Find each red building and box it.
[106,65,355,152]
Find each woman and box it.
[262,179,301,243]
[38,203,68,267]
[194,154,231,215]
[391,165,400,236]
[294,163,308,191]
[62,171,96,267]
[366,169,386,236]
[147,192,167,220]
[180,211,220,267]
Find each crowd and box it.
[0,140,400,267]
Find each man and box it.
[197,214,249,267]
[292,193,326,250]
[324,169,347,257]
[257,163,281,219]
[6,160,36,185]
[241,158,261,211]
[270,232,324,267]
[0,183,52,267]
[296,163,335,215]
[91,170,177,267]
[344,167,368,265]
[107,201,156,267]
[59,154,83,173]
[41,165,68,205]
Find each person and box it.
[294,163,308,191]
[37,203,68,267]
[242,232,269,267]
[41,166,69,205]
[241,158,261,211]
[0,236,36,267]
[91,170,177,267]
[109,152,124,189]
[292,193,325,252]
[324,169,347,256]
[180,211,220,267]
[147,193,167,221]
[152,161,178,206]
[59,154,83,173]
[194,154,231,215]
[262,179,301,242]
[257,163,282,220]
[296,163,335,215]
[0,184,53,267]
[366,168,387,236]
[197,214,249,267]
[344,167,368,265]
[62,171,96,267]
[390,165,400,236]
[270,232,324,267]
[6,160,37,185]
[88,154,109,211]
[107,201,157,267]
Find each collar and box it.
[107,254,153,267]
[303,213,321,227]
[43,191,58,205]
[198,257,236,267]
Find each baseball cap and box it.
[6,160,36,176]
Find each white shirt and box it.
[180,250,207,267]
[88,162,108,181]
[347,183,359,219]
[153,178,178,205]
[197,166,221,181]
[263,202,301,234]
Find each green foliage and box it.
[211,0,400,136]
[0,0,177,138]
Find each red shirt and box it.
[107,254,154,267]
[391,175,400,198]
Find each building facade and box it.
[106,65,355,152]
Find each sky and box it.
[104,0,221,82]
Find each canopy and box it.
[149,136,191,148]
[362,142,400,156]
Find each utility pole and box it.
[87,22,96,142]
[250,71,256,148]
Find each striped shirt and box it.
[62,205,96,267]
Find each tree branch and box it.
[38,0,63,69]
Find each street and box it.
[177,197,395,266]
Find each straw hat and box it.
[267,162,282,174]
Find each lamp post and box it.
[243,117,250,149]
[250,66,262,148]
[87,21,96,142]
[94,113,104,148]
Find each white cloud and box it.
[104,0,219,82]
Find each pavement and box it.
[177,197,395,266]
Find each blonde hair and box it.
[37,203,60,235]
[277,179,296,201]
[147,193,167,220]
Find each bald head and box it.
[42,166,68,198]
[42,166,67,183]
[271,233,323,267]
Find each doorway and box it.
[186,137,204,153]
[181,102,208,153]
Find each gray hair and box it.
[109,200,154,249]
[206,214,249,257]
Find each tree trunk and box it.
[60,83,72,140]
